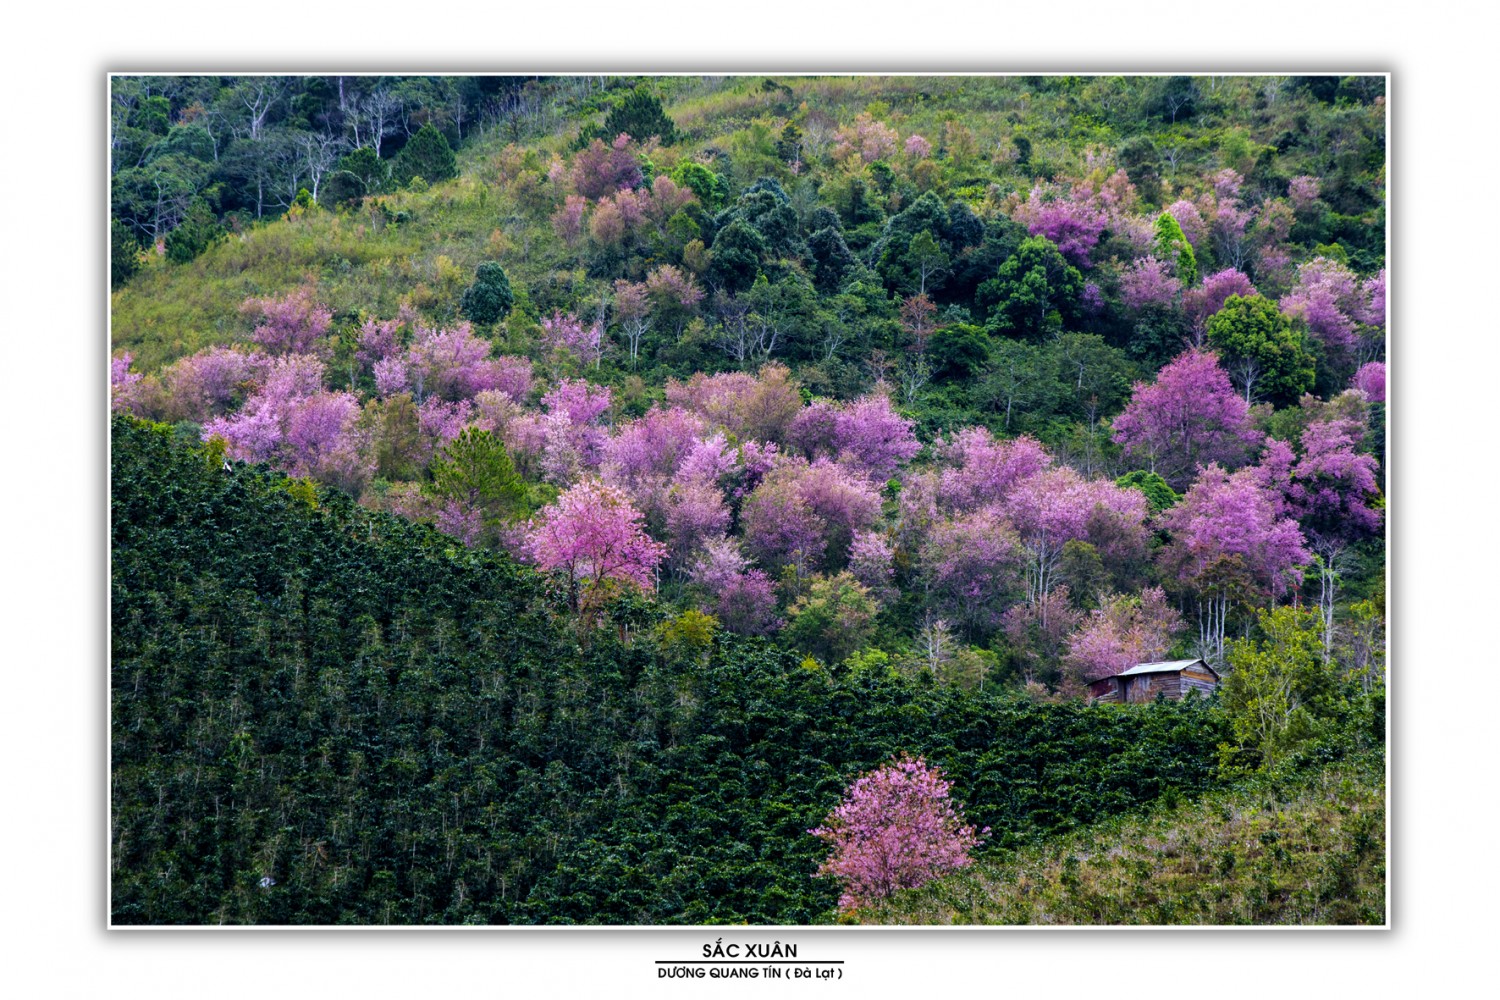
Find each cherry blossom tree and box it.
[1184,268,1257,337]
[810,755,985,913]
[833,392,921,482]
[1111,348,1262,487]
[920,506,1025,637]
[1351,361,1385,404]
[541,311,609,369]
[1159,463,1311,664]
[1002,467,1150,609]
[241,287,332,355]
[665,363,802,443]
[1063,587,1183,685]
[612,279,651,367]
[570,134,642,199]
[524,478,665,608]
[1279,257,1363,355]
[689,538,780,636]
[848,530,898,606]
[157,345,272,421]
[1119,256,1181,310]
[111,353,145,413]
[1012,183,1107,267]
[663,480,731,570]
[933,428,1052,515]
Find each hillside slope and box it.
[860,752,1384,925]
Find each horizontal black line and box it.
[655,961,843,965]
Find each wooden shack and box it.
[1088,658,1220,704]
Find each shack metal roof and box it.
[1113,658,1219,679]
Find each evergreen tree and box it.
[163,198,225,264]
[392,122,457,188]
[1154,211,1199,287]
[111,219,141,289]
[603,84,678,144]
[1207,294,1317,406]
[460,261,515,324]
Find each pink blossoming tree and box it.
[1111,348,1262,488]
[524,478,665,608]
[810,755,986,913]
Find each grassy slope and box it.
[860,752,1385,925]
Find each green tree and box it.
[1114,470,1179,514]
[111,219,141,289]
[1153,211,1199,287]
[782,573,878,665]
[163,197,225,264]
[603,85,678,144]
[460,261,515,325]
[426,427,527,543]
[1206,294,1316,405]
[392,122,457,188]
[978,339,1062,430]
[708,218,766,293]
[903,230,951,296]
[929,324,991,381]
[320,146,388,206]
[668,161,728,211]
[978,236,1084,341]
[1222,606,1330,772]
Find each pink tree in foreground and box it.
[524,478,666,608]
[1111,348,1262,488]
[810,755,986,913]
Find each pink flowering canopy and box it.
[833,393,921,482]
[809,755,986,913]
[1185,268,1257,333]
[1160,463,1311,599]
[111,353,145,413]
[1013,183,1106,267]
[241,287,332,355]
[689,538,781,636]
[1063,587,1183,683]
[1279,257,1363,354]
[1286,417,1384,548]
[524,478,665,596]
[934,428,1052,515]
[1119,256,1181,311]
[1111,348,1262,488]
[1351,361,1385,404]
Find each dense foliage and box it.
[113,416,1234,924]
